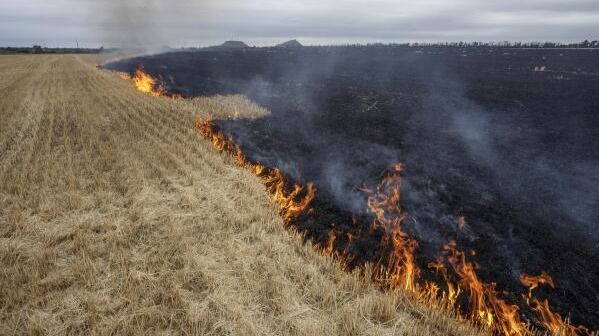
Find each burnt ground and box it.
[107,46,599,329]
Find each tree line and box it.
[335,40,599,48]
[0,45,104,54]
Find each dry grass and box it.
[0,54,487,335]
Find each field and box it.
[0,54,486,335]
[108,46,599,332]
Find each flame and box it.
[366,164,420,292]
[428,259,463,309]
[193,117,595,336]
[132,67,166,97]
[195,118,315,224]
[520,273,589,336]
[419,281,442,305]
[117,66,183,98]
[322,230,337,255]
[442,241,528,335]
[116,62,596,336]
[521,272,554,303]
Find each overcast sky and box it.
[1,0,598,47]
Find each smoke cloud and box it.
[94,0,168,49]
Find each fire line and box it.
[114,65,593,336]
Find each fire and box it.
[105,58,596,335]
[132,67,166,97]
[521,272,554,303]
[428,259,462,309]
[108,75,591,335]
[442,241,528,335]
[322,230,337,255]
[365,164,420,292]
[362,166,529,335]
[419,281,442,306]
[193,116,594,336]
[117,67,184,98]
[520,273,589,336]
[194,118,315,225]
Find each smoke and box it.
[107,47,599,327]
[221,49,598,253]
[93,0,209,51]
[95,0,158,48]
[416,73,599,250]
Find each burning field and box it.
[107,45,599,335]
[1,53,494,336]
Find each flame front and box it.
[520,273,590,336]
[365,164,420,292]
[195,118,315,224]
[132,67,166,97]
[362,165,531,336]
[110,61,594,336]
[442,241,527,335]
[192,116,593,336]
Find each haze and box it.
[1,0,598,47]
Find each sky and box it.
[1,0,598,47]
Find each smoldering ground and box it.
[107,46,599,328]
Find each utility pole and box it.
[76,40,79,49]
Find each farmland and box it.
[0,54,484,335]
[109,46,599,332]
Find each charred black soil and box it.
[107,46,599,329]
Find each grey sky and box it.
[1,0,598,47]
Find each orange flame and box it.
[191,114,593,336]
[443,241,528,335]
[520,273,589,336]
[121,66,595,336]
[428,259,463,309]
[132,67,166,97]
[521,272,554,303]
[195,118,315,224]
[366,164,420,292]
[322,230,337,255]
